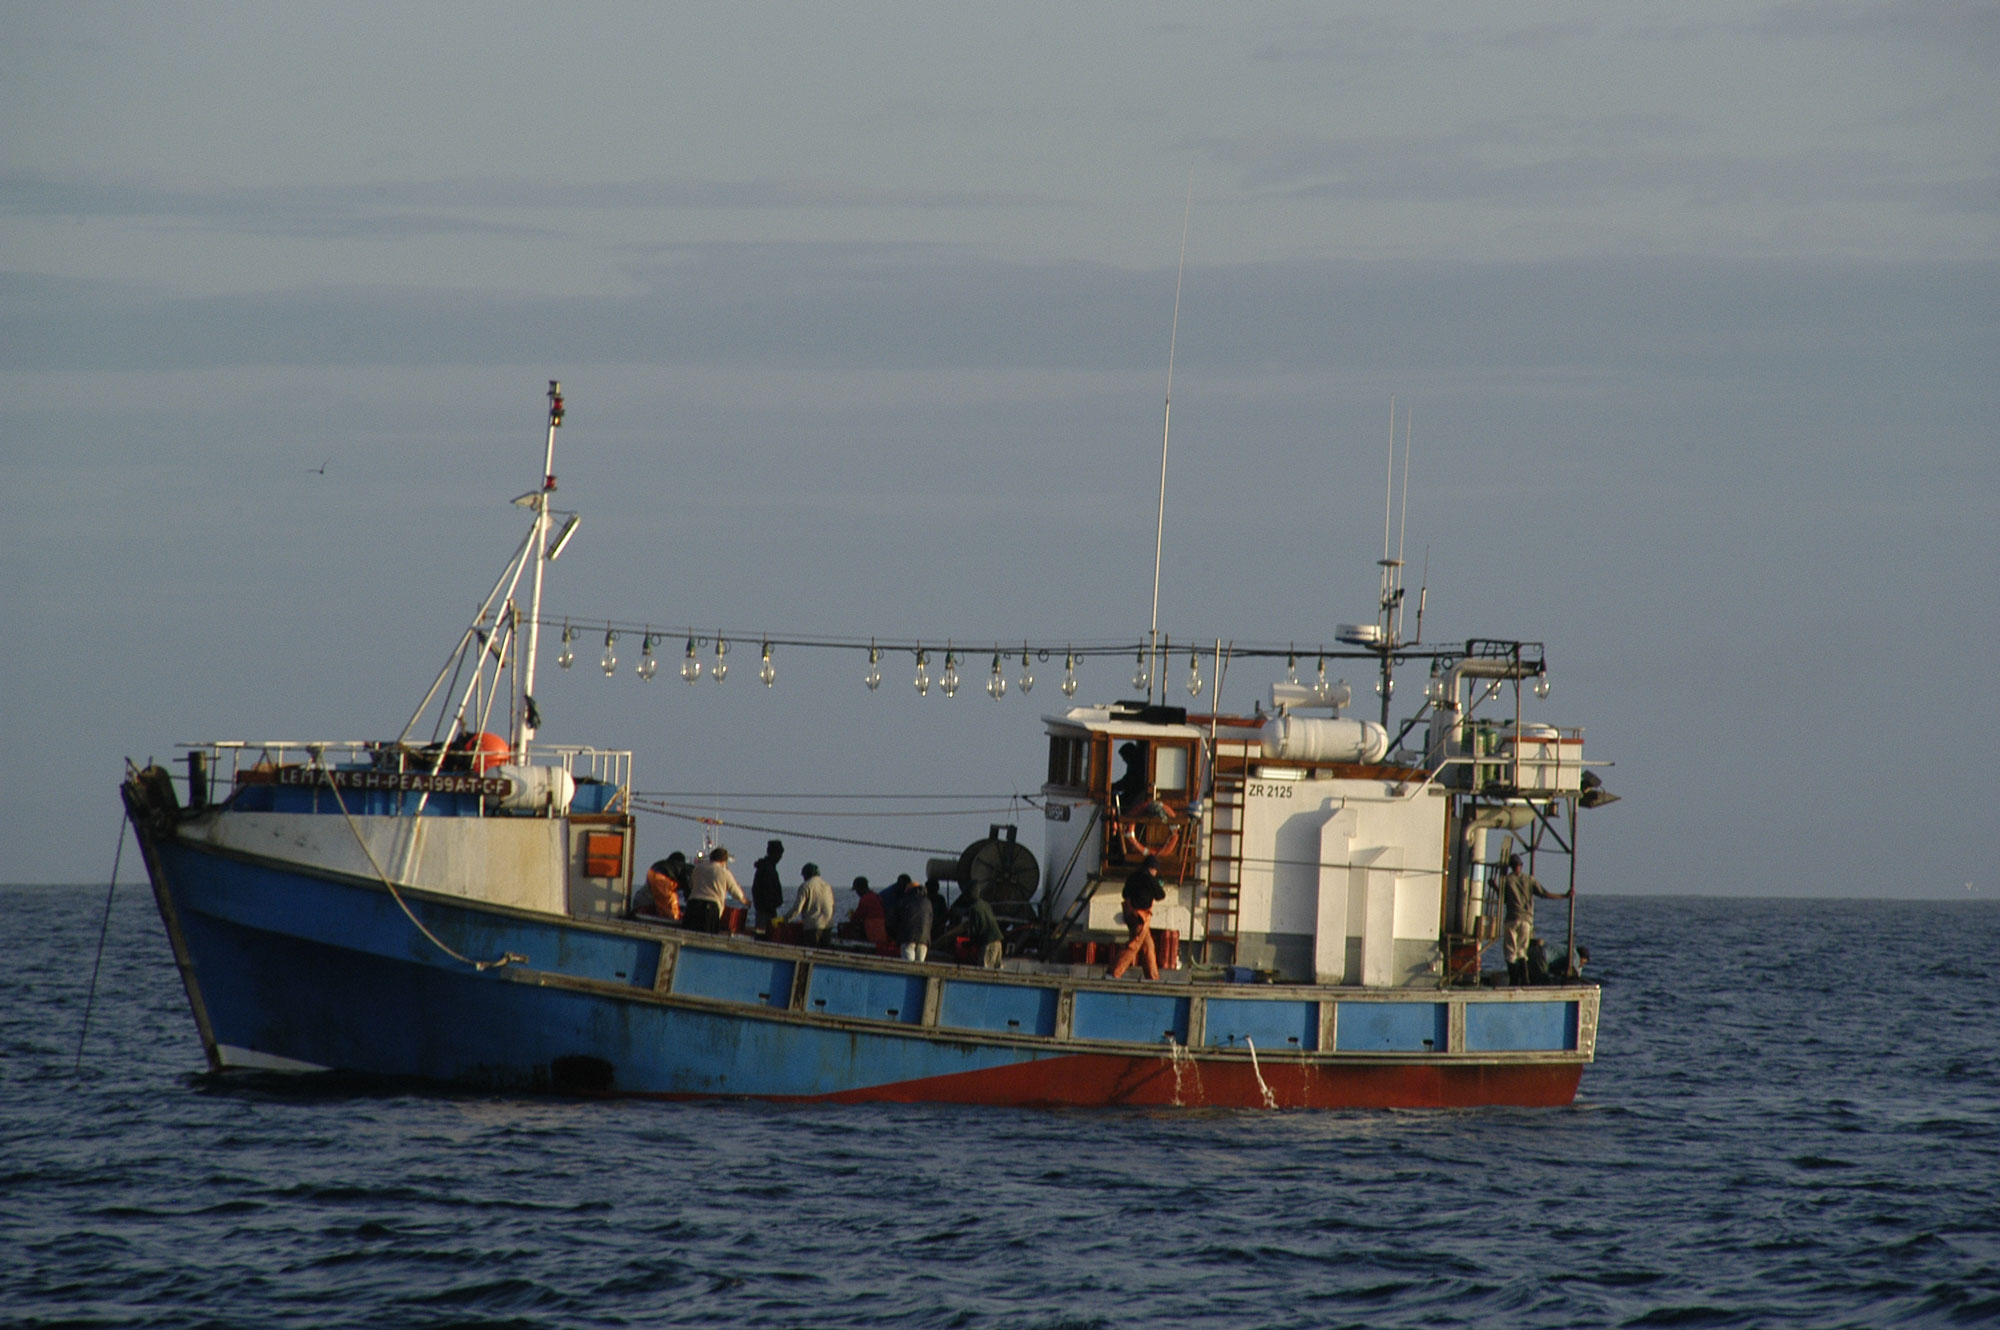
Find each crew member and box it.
[750,839,786,932]
[638,852,687,922]
[686,847,747,935]
[783,861,836,948]
[1497,854,1570,985]
[1109,853,1167,980]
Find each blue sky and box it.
[3,2,1995,895]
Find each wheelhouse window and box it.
[1153,744,1189,795]
[1046,734,1089,789]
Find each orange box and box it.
[582,831,624,878]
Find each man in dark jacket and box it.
[892,874,934,963]
[964,887,1005,969]
[750,839,785,932]
[1109,854,1167,980]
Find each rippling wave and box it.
[5,887,1996,1328]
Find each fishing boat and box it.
[122,384,1611,1108]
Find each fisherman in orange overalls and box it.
[642,852,687,922]
[1109,853,1166,980]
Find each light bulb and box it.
[557,626,574,670]
[600,631,618,677]
[1375,674,1395,698]
[1425,673,1447,705]
[1019,647,1035,695]
[759,642,775,687]
[680,636,702,684]
[1315,656,1328,699]
[941,651,960,698]
[713,638,729,683]
[987,652,1006,700]
[1286,650,1298,685]
[1187,649,1203,697]
[1132,651,1150,694]
[914,649,930,697]
[865,644,882,692]
[637,634,658,681]
[1062,651,1078,697]
[1534,673,1551,700]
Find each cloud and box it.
[3,251,1993,406]
[1198,121,1994,217]
[0,171,1061,242]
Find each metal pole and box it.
[1566,799,1579,977]
[519,380,562,754]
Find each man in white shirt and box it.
[685,847,747,934]
[783,861,837,947]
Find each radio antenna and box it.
[1395,405,1413,639]
[1382,394,1396,565]
[1147,174,1192,703]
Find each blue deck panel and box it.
[1205,997,1318,1051]
[937,980,1059,1037]
[1465,999,1577,1052]
[1072,990,1189,1044]
[1337,1001,1447,1052]
[803,965,926,1024]
[669,948,795,1009]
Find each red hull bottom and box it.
[636,1055,1584,1110]
[820,1054,1584,1110]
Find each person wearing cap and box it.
[847,876,893,956]
[783,861,836,948]
[1548,943,1591,983]
[750,839,786,933]
[1496,853,1570,985]
[685,846,747,935]
[1109,853,1168,980]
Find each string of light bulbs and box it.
[536,617,1484,701]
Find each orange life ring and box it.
[1120,805,1180,860]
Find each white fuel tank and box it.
[1259,715,1390,764]
[492,764,576,814]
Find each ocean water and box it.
[4,885,1997,1330]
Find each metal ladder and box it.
[1201,766,1247,963]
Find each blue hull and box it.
[137,832,1594,1109]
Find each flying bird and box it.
[308,459,329,475]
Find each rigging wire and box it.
[630,800,961,859]
[643,801,1028,820]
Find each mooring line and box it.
[319,757,526,973]
[74,814,129,1075]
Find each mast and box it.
[517,380,563,755]
[1148,179,1192,705]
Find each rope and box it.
[319,759,527,972]
[642,800,1026,820]
[630,799,960,858]
[74,813,128,1075]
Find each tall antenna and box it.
[1148,175,1193,704]
[1395,405,1412,639]
[1382,395,1397,564]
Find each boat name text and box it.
[274,767,514,797]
